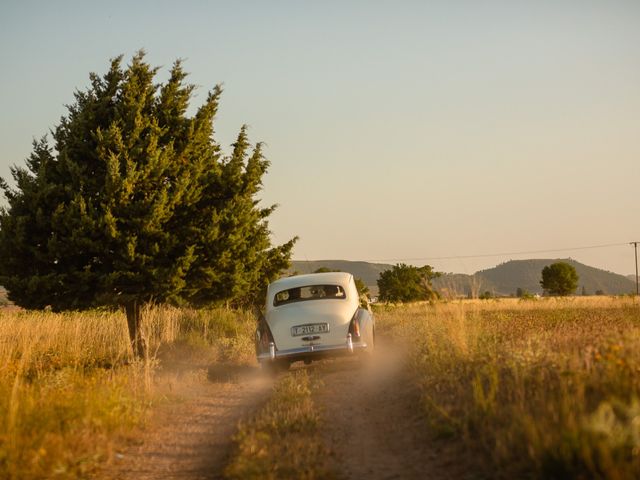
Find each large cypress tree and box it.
[0,52,296,356]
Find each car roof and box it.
[270,271,353,290]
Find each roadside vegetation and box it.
[225,369,333,480]
[376,296,640,479]
[0,306,255,480]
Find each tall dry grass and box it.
[0,305,256,479]
[376,296,640,478]
[225,370,333,480]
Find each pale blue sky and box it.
[1,1,638,275]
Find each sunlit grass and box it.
[225,370,333,480]
[0,305,256,479]
[376,296,640,478]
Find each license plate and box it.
[291,323,329,336]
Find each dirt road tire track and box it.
[315,349,471,480]
[97,367,272,480]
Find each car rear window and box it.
[273,285,346,306]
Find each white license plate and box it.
[291,323,329,336]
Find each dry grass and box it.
[375,296,640,478]
[0,305,256,479]
[225,370,334,480]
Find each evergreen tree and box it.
[0,52,296,357]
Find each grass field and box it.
[0,306,255,480]
[2,296,639,479]
[376,296,640,479]
[225,369,332,480]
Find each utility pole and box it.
[632,242,639,297]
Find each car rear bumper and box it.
[257,338,368,363]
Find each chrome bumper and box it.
[257,337,368,362]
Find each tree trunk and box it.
[125,300,148,359]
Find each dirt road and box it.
[314,347,471,480]
[98,365,272,480]
[99,348,469,479]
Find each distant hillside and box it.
[290,260,392,295]
[477,259,635,296]
[291,258,635,298]
[434,259,636,297]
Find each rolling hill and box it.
[475,259,635,296]
[290,260,391,288]
[291,259,636,297]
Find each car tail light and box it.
[348,310,361,341]
[257,317,275,352]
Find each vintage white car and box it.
[256,272,375,369]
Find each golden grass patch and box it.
[376,296,640,478]
[0,306,256,479]
[225,370,334,480]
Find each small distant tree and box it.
[516,287,536,299]
[313,267,335,274]
[353,277,370,298]
[377,263,440,303]
[540,262,579,296]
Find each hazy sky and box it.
[1,1,638,275]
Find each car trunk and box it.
[266,299,355,352]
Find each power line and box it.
[632,242,639,296]
[364,242,630,263]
